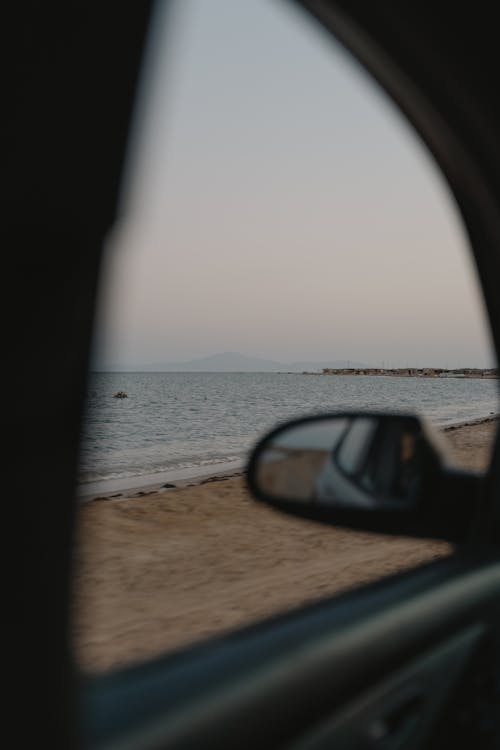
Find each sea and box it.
[79,372,499,495]
[78,372,499,496]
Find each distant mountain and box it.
[97,352,368,372]
[158,352,285,372]
[287,359,369,372]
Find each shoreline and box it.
[78,413,499,503]
[302,374,499,379]
[77,463,246,504]
[302,368,498,379]
[441,413,499,431]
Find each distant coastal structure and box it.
[313,367,499,379]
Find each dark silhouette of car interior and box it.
[14,1,500,748]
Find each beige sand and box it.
[72,417,497,673]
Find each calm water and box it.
[78,372,499,488]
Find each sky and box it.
[92,0,496,370]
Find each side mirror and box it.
[246,412,482,543]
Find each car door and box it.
[13,1,500,749]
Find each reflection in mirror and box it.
[257,418,349,501]
[255,415,438,511]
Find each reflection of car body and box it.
[16,3,500,749]
[313,417,422,508]
[313,418,380,507]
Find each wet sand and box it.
[72,416,497,673]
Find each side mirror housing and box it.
[246,412,483,544]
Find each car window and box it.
[336,419,378,475]
[72,0,498,674]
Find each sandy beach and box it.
[72,416,498,673]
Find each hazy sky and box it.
[93,0,495,369]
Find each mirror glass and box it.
[253,415,433,510]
